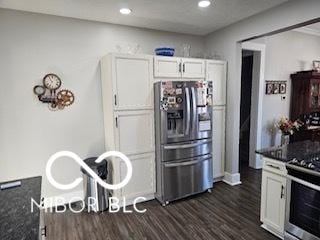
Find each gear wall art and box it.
[33,73,75,111]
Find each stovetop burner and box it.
[287,154,320,173]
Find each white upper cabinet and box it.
[154,56,205,79]
[154,56,181,78]
[113,54,153,110]
[181,58,205,78]
[206,60,227,106]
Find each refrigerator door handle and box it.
[191,87,197,131]
[164,156,211,167]
[163,139,212,150]
[185,87,191,135]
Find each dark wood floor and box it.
[45,167,278,240]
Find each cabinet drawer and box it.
[263,158,287,176]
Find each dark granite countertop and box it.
[0,176,42,240]
[256,140,320,162]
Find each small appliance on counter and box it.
[154,80,213,206]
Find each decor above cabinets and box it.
[33,73,75,111]
[154,56,205,78]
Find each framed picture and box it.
[279,83,286,94]
[313,60,320,72]
[273,83,280,94]
[266,83,273,95]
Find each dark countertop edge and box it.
[0,175,42,184]
[256,140,320,163]
[255,148,288,162]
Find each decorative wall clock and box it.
[33,73,75,111]
[43,74,62,91]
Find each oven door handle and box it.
[287,175,320,191]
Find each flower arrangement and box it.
[276,117,302,135]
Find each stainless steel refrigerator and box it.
[154,80,213,206]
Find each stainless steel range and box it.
[154,80,213,206]
[285,156,320,240]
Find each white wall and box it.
[0,8,204,199]
[205,0,320,175]
[252,31,320,148]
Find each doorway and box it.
[239,50,253,170]
[239,42,265,171]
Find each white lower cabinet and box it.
[111,152,155,206]
[212,106,226,180]
[260,158,287,239]
[120,153,155,199]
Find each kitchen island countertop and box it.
[256,140,320,162]
[0,176,42,240]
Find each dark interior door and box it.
[239,51,253,168]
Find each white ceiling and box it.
[0,0,288,35]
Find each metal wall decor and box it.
[33,73,75,111]
[265,80,286,95]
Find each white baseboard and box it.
[44,190,84,208]
[222,172,242,186]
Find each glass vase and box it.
[281,134,290,146]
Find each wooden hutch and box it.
[290,71,320,142]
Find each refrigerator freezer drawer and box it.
[161,155,213,202]
[162,139,212,162]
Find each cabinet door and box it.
[206,60,227,106]
[212,106,225,179]
[181,58,205,78]
[260,170,286,236]
[113,54,153,110]
[115,110,154,155]
[119,153,155,198]
[310,79,320,109]
[154,56,181,78]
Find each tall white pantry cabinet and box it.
[206,60,227,180]
[100,53,156,206]
[100,53,227,205]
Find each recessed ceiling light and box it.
[120,8,132,15]
[198,0,211,8]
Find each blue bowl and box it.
[155,47,175,56]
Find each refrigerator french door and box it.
[154,80,213,205]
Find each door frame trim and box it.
[241,42,266,169]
